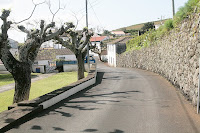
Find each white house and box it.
[107,43,117,67]
[90,36,109,56]
[33,48,76,73]
[107,37,131,67]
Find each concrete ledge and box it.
[0,64,97,132]
[0,106,43,132]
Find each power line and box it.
[88,0,104,30]
[78,0,101,14]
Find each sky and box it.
[0,0,188,42]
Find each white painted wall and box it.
[107,44,116,67]
[63,64,77,72]
[40,76,96,109]
[38,60,49,66]
[56,55,76,61]
[40,64,97,109]
[63,64,89,72]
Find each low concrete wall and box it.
[0,64,97,132]
[63,64,78,72]
[63,64,94,72]
[41,77,96,109]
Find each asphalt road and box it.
[7,63,200,133]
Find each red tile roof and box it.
[90,36,107,42]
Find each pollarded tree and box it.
[54,26,93,80]
[0,10,73,103]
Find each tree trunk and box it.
[98,53,102,62]
[76,54,85,80]
[12,63,32,103]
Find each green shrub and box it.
[164,19,174,31]
[174,0,200,27]
[125,0,200,52]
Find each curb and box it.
[0,64,97,132]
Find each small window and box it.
[59,57,65,60]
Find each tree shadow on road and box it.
[11,72,141,132]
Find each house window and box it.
[34,61,38,65]
[59,57,65,60]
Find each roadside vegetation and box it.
[0,72,87,112]
[126,0,200,51]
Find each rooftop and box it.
[36,48,74,60]
[90,36,108,42]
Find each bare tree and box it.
[90,44,102,61]
[0,10,73,103]
[54,25,93,80]
[47,0,65,22]
[90,41,107,62]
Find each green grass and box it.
[0,74,14,86]
[0,73,41,87]
[0,72,87,113]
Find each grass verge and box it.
[0,73,41,87]
[0,72,87,112]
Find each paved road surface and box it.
[7,63,200,133]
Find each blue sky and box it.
[0,0,188,42]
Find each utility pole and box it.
[172,0,175,17]
[86,0,90,71]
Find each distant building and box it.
[33,48,76,73]
[111,31,126,36]
[35,48,76,66]
[107,37,131,67]
[90,36,109,56]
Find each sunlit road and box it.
[7,62,200,133]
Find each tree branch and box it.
[0,10,12,40]
[78,30,93,51]
[47,0,65,22]
[54,37,73,50]
[13,0,46,24]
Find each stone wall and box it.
[117,13,200,105]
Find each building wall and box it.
[56,55,76,61]
[38,60,50,66]
[63,64,88,72]
[107,44,116,67]
[32,65,45,73]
